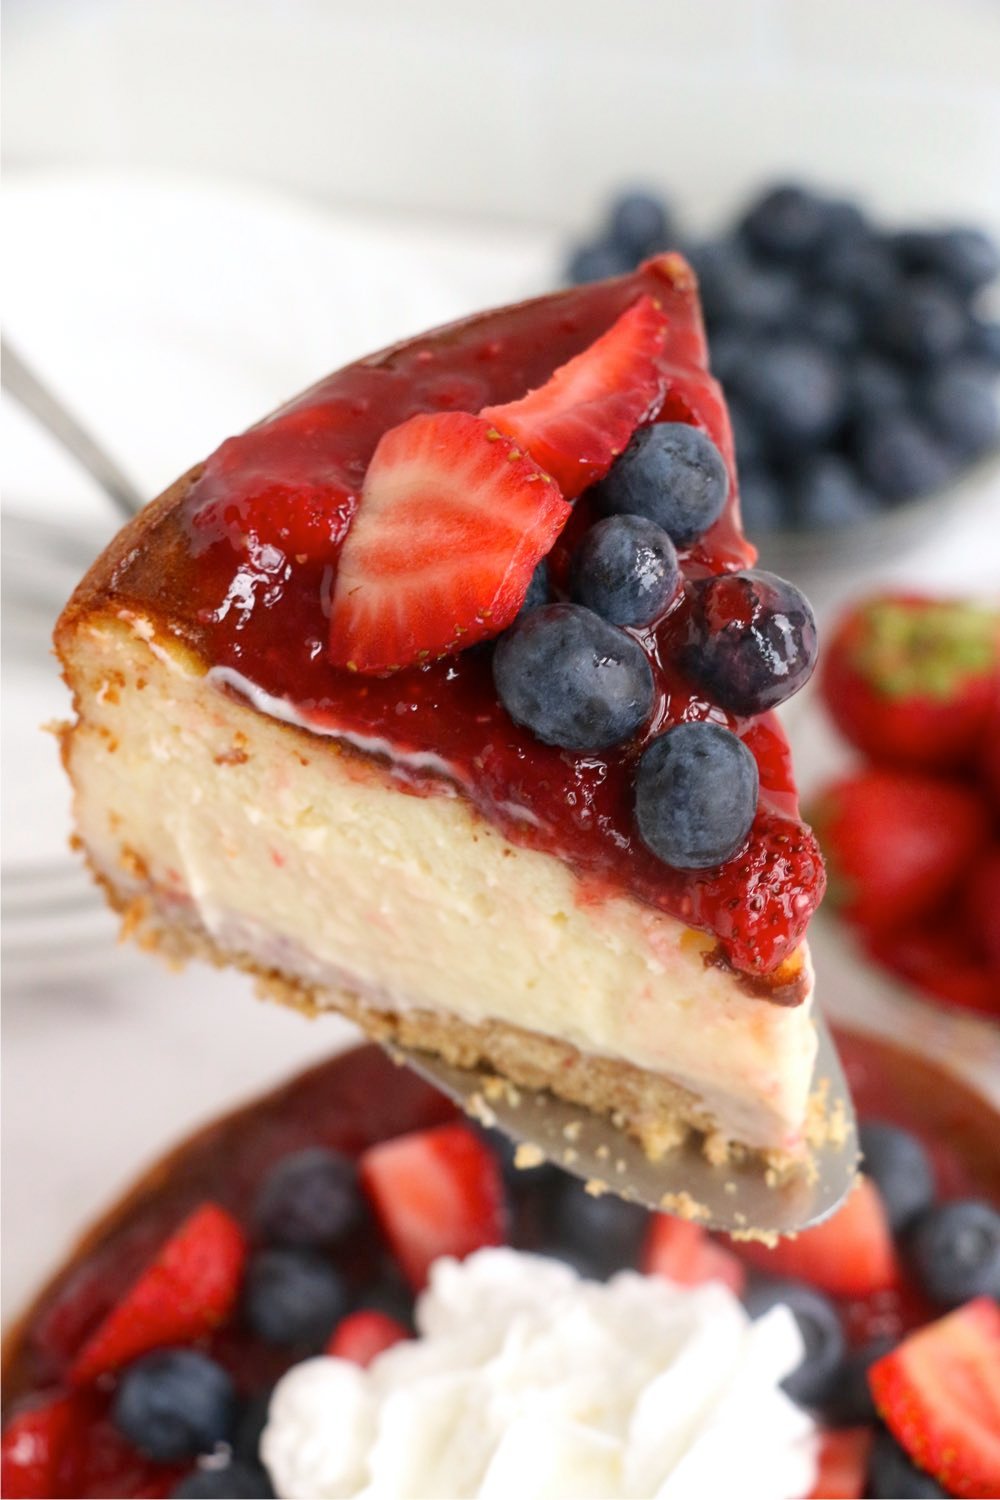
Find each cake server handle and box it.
[389,1011,858,1236]
[2,339,143,520]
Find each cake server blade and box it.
[389,1012,857,1236]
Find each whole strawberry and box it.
[820,594,1000,772]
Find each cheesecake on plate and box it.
[55,254,825,1167]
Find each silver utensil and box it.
[1,858,125,988]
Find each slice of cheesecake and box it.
[55,255,825,1166]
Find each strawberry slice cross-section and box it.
[329,410,570,675]
[480,294,669,499]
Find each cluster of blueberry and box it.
[109,1148,380,1499]
[568,185,1000,534]
[492,424,817,869]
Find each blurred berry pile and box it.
[566,186,1000,535]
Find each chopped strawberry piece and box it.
[325,1309,409,1367]
[641,1215,746,1296]
[329,411,570,674]
[481,295,668,499]
[69,1203,247,1385]
[807,1427,875,1500]
[869,1297,1000,1499]
[359,1122,506,1289]
[734,1177,899,1298]
[1,1396,81,1500]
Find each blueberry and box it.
[819,1336,895,1427]
[113,1349,237,1462]
[877,278,968,366]
[681,570,818,715]
[567,241,633,285]
[707,330,751,392]
[244,1247,348,1347]
[741,339,846,453]
[906,1199,1000,1307]
[687,240,745,325]
[493,604,653,752]
[824,199,871,248]
[858,1121,935,1234]
[543,1175,649,1279]
[967,316,1000,369]
[740,184,835,262]
[744,1279,845,1408]
[738,471,786,535]
[792,455,876,531]
[253,1148,365,1250]
[635,722,758,870]
[521,559,552,613]
[569,515,679,627]
[848,354,910,419]
[796,293,862,352]
[728,399,767,473]
[593,423,729,547]
[867,1428,947,1498]
[812,236,898,307]
[607,190,672,258]
[891,227,1000,297]
[920,364,1000,458]
[855,414,956,502]
[233,1389,273,1465]
[355,1258,416,1328]
[172,1459,275,1498]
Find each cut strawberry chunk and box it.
[325,1309,409,1367]
[69,1203,247,1385]
[641,1215,746,1296]
[359,1122,506,1290]
[1,1396,82,1500]
[807,1427,874,1500]
[733,1177,898,1298]
[329,411,570,674]
[869,1298,1000,1499]
[481,295,668,499]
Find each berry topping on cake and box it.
[252,1147,365,1249]
[569,514,680,626]
[243,1248,349,1348]
[193,477,355,563]
[681,570,819,716]
[112,1349,237,1463]
[329,411,571,674]
[735,1177,899,1298]
[325,1309,409,1367]
[634,722,759,870]
[592,421,729,546]
[480,295,668,499]
[906,1200,1000,1308]
[868,1298,1000,1499]
[69,1203,247,1385]
[493,603,654,751]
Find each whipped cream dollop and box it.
[262,1247,817,1500]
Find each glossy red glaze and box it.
[105,257,822,975]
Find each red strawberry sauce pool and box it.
[99,257,822,980]
[3,1031,999,1498]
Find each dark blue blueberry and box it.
[819,1336,895,1427]
[876,277,968,366]
[542,1175,649,1279]
[687,239,745,325]
[521,559,552,613]
[823,198,870,248]
[744,1279,845,1409]
[172,1460,275,1498]
[566,241,634,285]
[920,364,1000,458]
[906,1199,1000,1308]
[592,423,729,547]
[692,240,799,332]
[796,293,862,352]
[635,722,758,870]
[493,604,654,752]
[855,414,956,502]
[253,1148,365,1250]
[848,354,910,419]
[681,570,819,715]
[858,1121,935,1234]
[739,183,836,262]
[708,329,752,391]
[792,455,876,531]
[607,190,672,258]
[244,1247,349,1347]
[738,471,786,535]
[112,1349,237,1463]
[891,227,1000,297]
[741,338,846,453]
[812,235,898,309]
[233,1389,273,1466]
[867,1428,947,1498]
[728,399,767,473]
[355,1255,416,1328]
[569,515,679,627]
[967,316,1000,369]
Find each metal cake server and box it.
[392,1016,858,1235]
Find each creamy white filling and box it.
[261,1247,818,1500]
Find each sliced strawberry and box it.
[359,1122,506,1290]
[869,1297,1000,1499]
[329,411,570,674]
[69,1203,247,1385]
[865,921,1000,1020]
[641,1214,746,1295]
[1,1396,81,1500]
[733,1177,898,1298]
[481,295,668,499]
[807,1427,875,1500]
[325,1309,409,1367]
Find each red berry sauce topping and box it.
[108,256,823,978]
